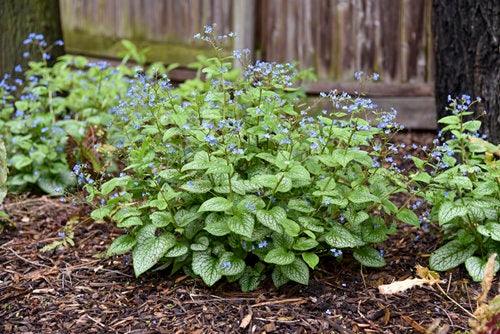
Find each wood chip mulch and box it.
[1,131,497,333]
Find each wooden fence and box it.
[59,0,436,129]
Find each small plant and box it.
[89,25,417,291]
[414,95,500,281]
[0,139,10,231]
[0,33,133,194]
[40,216,79,252]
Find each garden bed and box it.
[1,131,495,333]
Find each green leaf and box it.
[325,224,365,248]
[352,211,370,225]
[285,165,310,182]
[276,175,292,193]
[348,189,380,204]
[281,219,301,237]
[174,209,200,227]
[15,100,29,111]
[190,236,209,251]
[271,267,290,288]
[333,149,356,167]
[463,120,481,132]
[353,246,386,267]
[449,176,473,190]
[351,150,374,167]
[132,226,176,277]
[317,155,338,167]
[279,258,309,285]
[438,115,460,125]
[256,152,276,165]
[293,238,319,251]
[11,155,31,170]
[465,256,500,282]
[361,220,388,243]
[218,253,245,276]
[37,170,75,195]
[256,207,287,232]
[204,213,231,236]
[91,205,112,220]
[101,176,131,195]
[239,267,265,292]
[264,247,295,265]
[382,199,398,214]
[192,252,222,286]
[150,211,171,227]
[302,252,319,269]
[117,216,143,227]
[429,240,478,271]
[181,152,210,171]
[237,195,266,212]
[206,162,233,174]
[472,181,498,197]
[198,197,233,212]
[0,140,7,203]
[397,209,420,227]
[412,172,432,183]
[477,223,500,241]
[228,213,254,238]
[180,180,212,193]
[107,235,136,256]
[438,202,467,225]
[411,156,426,169]
[164,243,189,257]
[158,169,181,181]
[287,198,315,213]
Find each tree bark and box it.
[433,0,500,143]
[0,0,64,75]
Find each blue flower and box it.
[258,240,268,248]
[220,261,231,268]
[280,138,291,145]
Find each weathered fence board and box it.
[59,0,436,129]
[60,0,433,83]
[255,0,433,83]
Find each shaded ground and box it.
[0,131,497,333]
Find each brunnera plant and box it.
[89,25,419,291]
[0,33,163,195]
[411,95,500,281]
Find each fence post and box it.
[233,0,255,69]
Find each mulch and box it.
[0,131,497,333]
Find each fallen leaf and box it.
[263,322,276,332]
[379,278,434,295]
[240,313,252,328]
[379,266,442,295]
[477,253,497,305]
[401,315,426,333]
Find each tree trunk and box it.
[0,0,64,75]
[433,0,500,143]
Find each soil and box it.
[0,131,497,333]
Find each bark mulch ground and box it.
[0,131,497,333]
